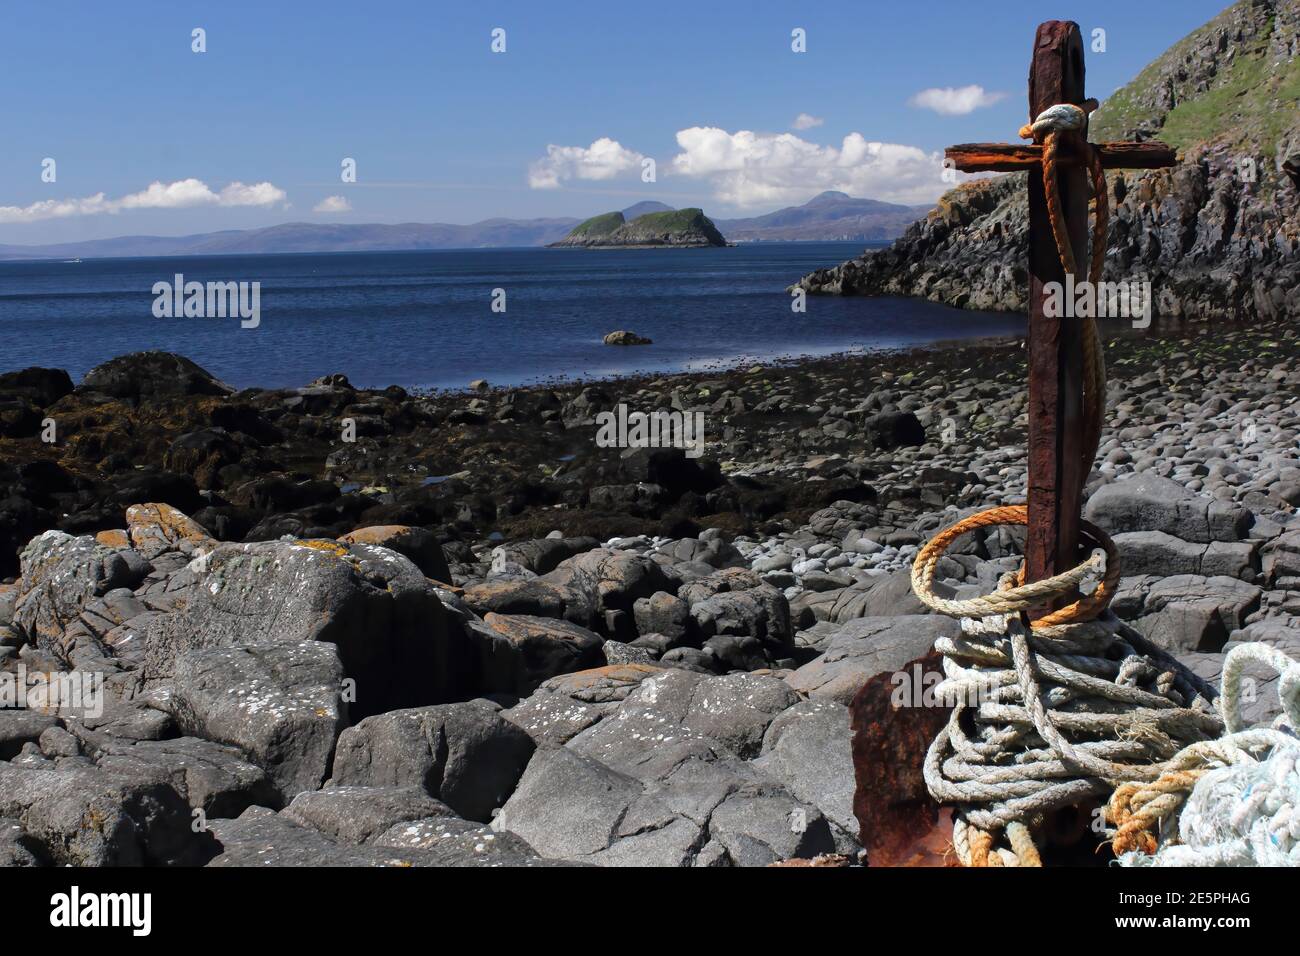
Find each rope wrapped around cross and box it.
[906,102,1275,867]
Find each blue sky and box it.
[1,0,1231,244]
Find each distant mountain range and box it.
[0,192,931,260]
[719,192,932,242]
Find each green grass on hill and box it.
[627,208,707,231]
[569,211,625,237]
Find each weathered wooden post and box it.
[1025,22,1088,598]
[946,21,1176,605]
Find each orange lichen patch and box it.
[293,539,352,559]
[538,663,665,694]
[426,578,462,594]
[125,502,214,553]
[338,525,412,547]
[94,529,130,549]
[768,854,853,868]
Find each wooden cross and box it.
[945,21,1176,601]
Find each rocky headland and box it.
[1,320,1297,866]
[794,0,1300,322]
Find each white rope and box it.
[1112,642,1300,867]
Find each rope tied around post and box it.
[910,102,1224,866]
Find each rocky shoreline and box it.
[1,322,1298,866]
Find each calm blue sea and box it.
[0,243,1023,391]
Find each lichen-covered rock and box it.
[568,668,799,762]
[372,816,558,866]
[142,538,469,716]
[168,641,346,805]
[126,502,215,559]
[204,806,437,867]
[12,531,151,664]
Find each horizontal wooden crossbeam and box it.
[946,140,1177,173]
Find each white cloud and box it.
[313,195,352,213]
[907,84,1006,116]
[792,113,824,130]
[670,126,950,207]
[0,177,288,224]
[528,137,646,189]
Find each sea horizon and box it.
[2,242,1023,391]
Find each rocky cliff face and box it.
[550,208,728,248]
[795,0,1300,322]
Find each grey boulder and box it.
[328,702,535,821]
[1085,473,1252,543]
[168,640,346,805]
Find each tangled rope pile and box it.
[1108,642,1300,866]
[909,102,1225,866]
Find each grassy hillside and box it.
[627,208,710,232]
[1091,0,1300,158]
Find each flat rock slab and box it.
[78,734,276,818]
[786,615,961,705]
[569,668,799,761]
[372,815,563,866]
[1114,531,1257,580]
[494,746,698,864]
[206,806,439,867]
[282,786,456,844]
[500,663,669,746]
